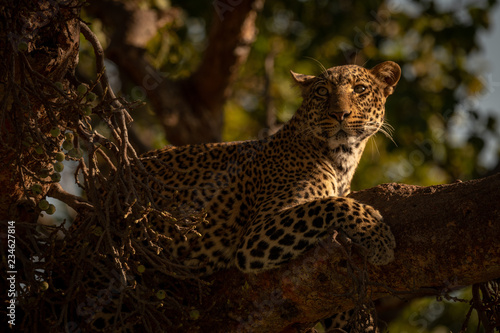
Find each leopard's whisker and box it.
[380,120,397,147]
[304,56,328,77]
[369,135,380,156]
[363,120,397,147]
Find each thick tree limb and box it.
[181,173,500,332]
[87,0,264,145]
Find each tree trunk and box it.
[87,0,264,146]
[0,0,81,224]
[180,174,500,332]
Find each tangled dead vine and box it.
[0,3,206,331]
[459,280,500,332]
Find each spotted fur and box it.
[139,61,401,275]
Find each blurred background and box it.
[72,0,500,331]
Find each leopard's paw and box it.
[360,205,395,265]
[339,202,396,265]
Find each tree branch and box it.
[87,0,264,145]
[190,0,264,113]
[48,183,93,211]
[181,173,500,332]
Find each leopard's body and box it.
[139,61,400,275]
[80,61,401,332]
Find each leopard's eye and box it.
[354,85,366,93]
[315,87,329,96]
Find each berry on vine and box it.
[38,199,50,210]
[55,152,65,162]
[31,184,43,195]
[46,204,56,215]
[62,140,73,151]
[83,106,92,116]
[34,146,44,155]
[17,41,28,52]
[50,127,61,137]
[53,161,64,172]
[39,168,51,178]
[40,281,49,291]
[156,290,166,300]
[86,92,97,102]
[189,310,200,320]
[51,172,61,182]
[77,84,88,95]
[69,148,83,159]
[65,132,74,141]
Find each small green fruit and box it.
[39,168,51,178]
[189,310,200,320]
[31,184,43,195]
[50,127,61,137]
[64,132,74,141]
[62,140,73,151]
[34,146,44,155]
[40,281,49,291]
[51,172,61,182]
[86,92,97,102]
[38,199,50,210]
[77,84,88,95]
[137,265,146,273]
[156,290,166,300]
[53,161,64,172]
[55,152,65,162]
[83,106,92,116]
[46,204,56,215]
[18,41,28,52]
[68,148,83,159]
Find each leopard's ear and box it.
[370,61,401,97]
[290,70,315,87]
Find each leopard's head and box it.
[291,61,401,148]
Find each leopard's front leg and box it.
[235,197,396,272]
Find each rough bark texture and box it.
[180,173,500,332]
[0,0,81,224]
[87,0,264,146]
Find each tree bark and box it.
[87,0,264,146]
[180,173,500,332]
[0,0,81,223]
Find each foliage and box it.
[239,0,499,188]
[387,289,481,333]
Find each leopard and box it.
[138,61,400,278]
[130,61,401,332]
[81,61,401,332]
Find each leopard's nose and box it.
[330,110,351,122]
